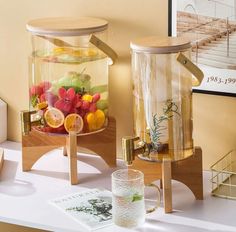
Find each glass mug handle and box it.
[145,183,161,214]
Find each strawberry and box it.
[39,81,52,92]
[30,85,43,97]
[81,101,90,110]
[89,102,97,112]
[92,93,100,103]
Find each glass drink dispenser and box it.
[130,36,203,161]
[26,17,116,135]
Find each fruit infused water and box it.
[26,17,114,135]
[29,47,109,135]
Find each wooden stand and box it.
[0,148,4,173]
[130,147,203,213]
[22,117,116,185]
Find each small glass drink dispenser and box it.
[25,17,117,135]
[21,17,117,185]
[122,36,204,213]
[123,36,203,163]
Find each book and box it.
[49,188,113,231]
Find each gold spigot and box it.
[20,110,41,135]
[122,136,147,165]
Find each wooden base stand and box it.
[22,117,116,185]
[130,147,203,213]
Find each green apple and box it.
[96,99,108,110]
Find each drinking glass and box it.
[111,169,160,228]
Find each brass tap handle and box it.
[20,110,38,135]
[20,111,31,136]
[122,136,139,165]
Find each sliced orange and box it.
[64,113,83,134]
[44,108,64,128]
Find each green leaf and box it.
[62,86,86,94]
[31,95,38,107]
[131,193,143,202]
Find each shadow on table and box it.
[30,169,70,181]
[0,160,36,196]
[29,169,114,191]
[169,178,236,229]
[28,152,124,190]
[136,218,235,232]
[77,153,125,173]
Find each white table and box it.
[0,141,236,232]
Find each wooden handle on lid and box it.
[89,34,118,65]
[38,35,72,47]
[176,52,204,86]
[37,34,118,65]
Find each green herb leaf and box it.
[131,193,143,202]
[31,95,38,107]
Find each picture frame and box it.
[168,0,236,97]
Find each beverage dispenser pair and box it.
[22,17,204,212]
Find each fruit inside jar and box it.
[29,46,109,135]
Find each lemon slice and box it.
[44,108,64,128]
[53,47,73,55]
[37,101,48,110]
[83,48,98,57]
[64,113,84,134]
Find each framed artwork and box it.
[169,0,236,97]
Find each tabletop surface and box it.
[0,141,236,232]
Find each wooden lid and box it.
[130,36,191,54]
[26,17,108,36]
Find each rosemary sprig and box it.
[150,99,180,150]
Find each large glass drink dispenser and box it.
[26,17,116,135]
[130,36,203,161]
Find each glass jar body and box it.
[29,31,109,135]
[132,49,193,161]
